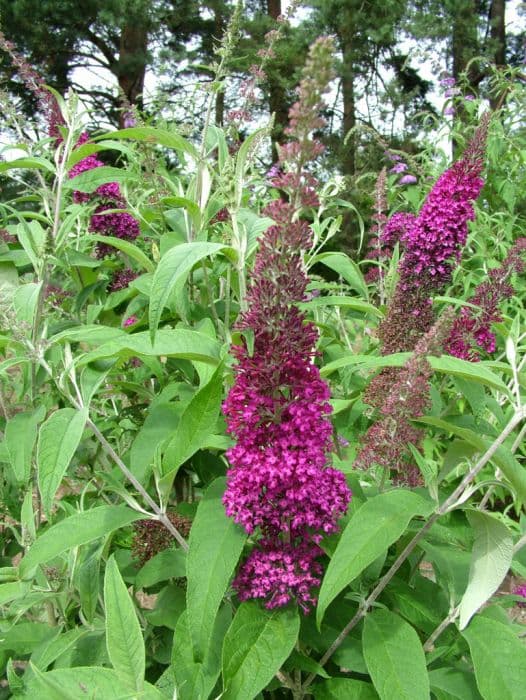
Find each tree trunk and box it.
[117,23,148,126]
[341,40,356,178]
[267,0,289,161]
[214,1,226,125]
[451,0,479,155]
[488,0,506,109]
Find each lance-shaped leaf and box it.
[5,406,46,484]
[362,609,429,700]
[37,408,88,515]
[317,490,433,626]
[148,242,227,343]
[187,478,246,662]
[458,510,513,629]
[462,615,526,700]
[104,555,145,691]
[19,506,142,578]
[221,602,300,700]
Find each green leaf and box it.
[310,251,369,298]
[66,165,131,193]
[362,609,430,700]
[459,511,513,629]
[162,369,223,491]
[187,478,246,662]
[37,408,88,515]
[31,628,88,671]
[14,282,42,325]
[462,615,526,700]
[50,324,126,346]
[77,540,103,623]
[317,490,433,626]
[19,505,142,578]
[314,678,379,699]
[428,667,483,700]
[130,403,180,483]
[149,242,226,343]
[89,234,154,272]
[221,602,300,700]
[172,606,231,700]
[93,125,200,161]
[321,352,411,377]
[78,329,221,366]
[299,295,382,317]
[418,416,526,503]
[136,548,186,589]
[0,156,55,174]
[234,126,270,207]
[321,353,509,394]
[1,622,56,654]
[0,581,30,605]
[5,407,45,484]
[20,666,165,700]
[104,555,145,691]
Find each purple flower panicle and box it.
[446,238,526,361]
[357,312,453,485]
[377,115,489,356]
[68,132,140,257]
[223,38,350,612]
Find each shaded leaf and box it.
[362,609,429,700]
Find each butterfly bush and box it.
[69,132,140,259]
[356,311,453,486]
[378,115,489,357]
[446,237,526,360]
[223,37,351,612]
[366,117,488,412]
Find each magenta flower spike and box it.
[222,38,351,612]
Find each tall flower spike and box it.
[378,115,488,356]
[356,311,454,486]
[68,132,140,257]
[223,37,350,612]
[446,237,526,361]
[366,116,489,410]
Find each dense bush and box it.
[0,23,525,700]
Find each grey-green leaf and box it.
[37,408,88,515]
[459,510,513,629]
[428,667,483,700]
[104,555,145,691]
[317,490,433,626]
[314,678,379,699]
[162,369,223,490]
[462,615,526,700]
[19,505,142,578]
[20,666,165,700]
[187,478,246,662]
[78,329,221,366]
[5,407,45,484]
[172,606,231,700]
[221,602,300,700]
[149,242,226,342]
[362,609,430,700]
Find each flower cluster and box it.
[513,583,526,608]
[446,238,526,360]
[69,133,140,259]
[0,30,64,139]
[356,312,453,485]
[223,38,350,612]
[131,513,192,568]
[376,115,489,356]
